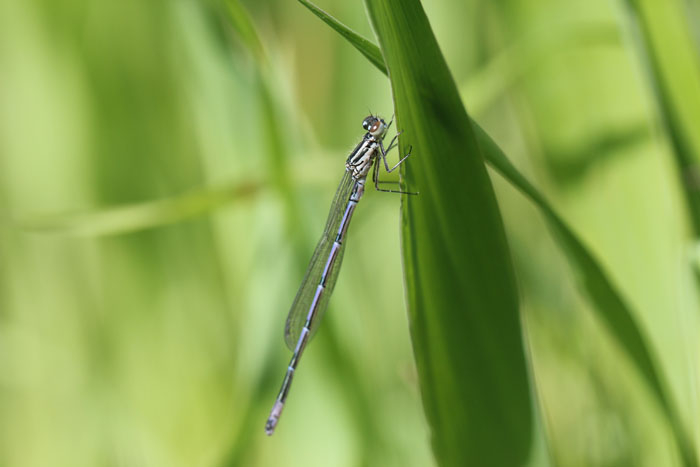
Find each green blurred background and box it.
[0,0,698,466]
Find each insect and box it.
[265,114,414,435]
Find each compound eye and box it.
[362,117,373,130]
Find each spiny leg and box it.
[371,163,400,185]
[373,156,417,195]
[384,131,401,154]
[378,114,411,172]
[373,137,417,194]
[379,140,413,173]
[374,183,418,195]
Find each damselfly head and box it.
[362,115,387,139]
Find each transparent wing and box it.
[284,171,355,350]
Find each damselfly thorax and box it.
[265,114,415,436]
[345,116,387,178]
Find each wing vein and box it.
[284,170,356,349]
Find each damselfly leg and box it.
[373,166,416,195]
[383,131,400,154]
[375,135,416,194]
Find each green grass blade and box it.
[298,1,695,464]
[620,0,700,237]
[298,0,386,74]
[475,124,697,467]
[14,182,260,236]
[459,22,621,116]
[364,1,533,465]
[222,0,266,64]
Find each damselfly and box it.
[265,114,414,435]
